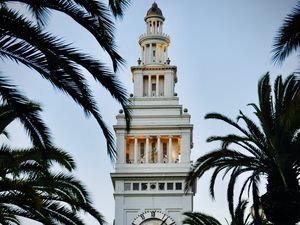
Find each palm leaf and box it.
[0,76,52,149]
[108,0,131,18]
[272,1,300,64]
[183,212,222,225]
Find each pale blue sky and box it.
[1,0,299,224]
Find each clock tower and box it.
[111,3,195,225]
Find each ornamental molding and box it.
[131,65,177,72]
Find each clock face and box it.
[132,211,176,225]
[140,219,161,225]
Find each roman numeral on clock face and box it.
[151,211,155,217]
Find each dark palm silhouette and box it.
[0,0,131,160]
[0,91,107,224]
[183,212,222,225]
[272,1,300,69]
[0,144,107,224]
[0,76,52,149]
[183,200,261,225]
[186,73,300,225]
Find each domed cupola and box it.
[139,2,170,65]
[145,2,164,20]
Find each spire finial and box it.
[146,1,163,18]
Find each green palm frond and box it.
[272,1,300,64]
[108,0,131,18]
[0,205,22,225]
[15,146,76,171]
[230,200,252,225]
[183,201,257,225]
[0,144,106,224]
[4,0,124,70]
[183,212,222,225]
[0,77,52,149]
[0,104,15,135]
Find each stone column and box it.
[168,135,172,163]
[144,46,146,64]
[156,44,159,63]
[134,136,138,163]
[156,75,159,96]
[147,22,150,34]
[116,133,125,164]
[148,75,151,96]
[146,136,149,163]
[149,43,152,63]
[166,48,168,62]
[181,133,190,163]
[141,46,144,64]
[157,135,161,163]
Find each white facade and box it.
[111,3,195,225]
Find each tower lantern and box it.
[111,3,195,225]
[139,2,170,65]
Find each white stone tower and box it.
[111,3,195,225]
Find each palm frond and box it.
[183,212,222,225]
[108,0,131,18]
[0,76,52,149]
[272,1,300,64]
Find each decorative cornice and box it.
[131,65,177,72]
[111,172,189,178]
[139,34,170,45]
[113,124,193,130]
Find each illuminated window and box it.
[162,142,168,163]
[159,76,164,96]
[140,142,145,157]
[152,83,156,96]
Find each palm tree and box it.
[272,1,300,67]
[0,145,106,225]
[0,101,107,224]
[186,73,300,225]
[183,200,257,225]
[0,0,131,159]
[0,84,107,224]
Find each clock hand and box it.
[160,217,168,225]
